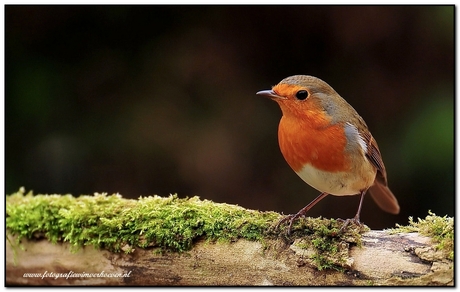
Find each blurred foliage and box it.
[5,5,454,230]
[401,96,453,171]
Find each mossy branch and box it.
[6,188,282,253]
[6,188,453,286]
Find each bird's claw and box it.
[274,213,305,235]
[274,212,364,236]
[337,216,362,233]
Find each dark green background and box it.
[6,5,454,229]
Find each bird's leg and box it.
[275,192,329,235]
[339,189,368,233]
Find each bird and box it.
[257,75,400,234]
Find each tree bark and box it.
[6,230,453,286]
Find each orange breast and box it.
[278,115,350,173]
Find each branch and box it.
[6,189,453,286]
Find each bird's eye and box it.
[295,90,309,100]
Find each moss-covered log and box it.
[6,188,453,286]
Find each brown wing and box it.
[360,130,400,214]
[360,130,387,185]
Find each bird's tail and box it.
[368,181,400,214]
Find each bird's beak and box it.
[256,90,283,99]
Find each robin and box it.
[257,75,400,233]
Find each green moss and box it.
[277,217,369,271]
[389,211,454,261]
[6,188,280,253]
[6,188,367,272]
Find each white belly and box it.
[295,163,375,196]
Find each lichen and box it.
[388,211,453,261]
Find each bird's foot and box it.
[274,212,306,235]
[337,215,362,233]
